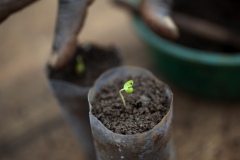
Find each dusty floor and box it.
[0,0,240,160]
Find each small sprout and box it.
[119,80,134,107]
[75,55,85,74]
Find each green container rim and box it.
[132,15,240,67]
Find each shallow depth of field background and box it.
[0,1,240,160]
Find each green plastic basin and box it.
[132,16,240,99]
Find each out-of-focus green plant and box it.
[75,55,85,74]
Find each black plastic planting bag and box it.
[46,45,122,160]
[88,66,175,160]
[49,80,96,160]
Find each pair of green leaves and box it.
[123,80,134,93]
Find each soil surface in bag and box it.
[92,75,170,135]
[48,44,121,86]
[173,0,240,54]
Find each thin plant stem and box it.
[119,88,126,107]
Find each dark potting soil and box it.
[48,44,121,86]
[92,75,170,135]
[172,0,240,53]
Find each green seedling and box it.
[119,80,134,107]
[75,55,85,74]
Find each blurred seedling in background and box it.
[119,80,134,107]
[75,55,85,74]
